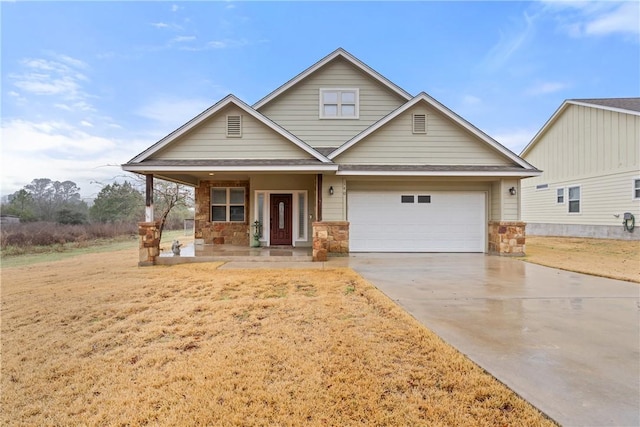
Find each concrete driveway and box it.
[342,253,639,427]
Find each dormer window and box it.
[319,88,359,119]
[226,115,242,137]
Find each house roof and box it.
[329,92,538,170]
[569,97,640,113]
[123,158,338,172]
[124,94,332,166]
[520,97,640,157]
[252,48,413,110]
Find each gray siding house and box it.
[123,48,540,264]
[520,98,640,240]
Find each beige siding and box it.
[522,170,640,226]
[152,106,315,160]
[334,105,516,166]
[522,104,640,226]
[322,175,346,221]
[488,179,520,221]
[257,58,407,148]
[523,105,640,183]
[490,182,502,221]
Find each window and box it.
[417,195,431,203]
[634,179,640,199]
[536,184,549,190]
[401,195,415,203]
[211,187,245,222]
[319,89,359,118]
[556,188,564,204]
[412,114,427,134]
[298,193,306,239]
[226,115,242,137]
[568,186,580,213]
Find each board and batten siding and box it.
[522,170,639,226]
[334,105,516,166]
[151,106,315,160]
[257,57,407,148]
[523,104,639,183]
[522,104,640,227]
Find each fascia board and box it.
[122,164,339,173]
[569,100,640,116]
[336,170,543,177]
[128,95,331,164]
[253,48,412,110]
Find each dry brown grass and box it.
[523,236,640,283]
[1,248,555,426]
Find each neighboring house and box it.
[123,48,540,264]
[520,98,640,240]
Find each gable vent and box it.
[226,115,242,137]
[412,114,426,134]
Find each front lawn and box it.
[1,248,555,426]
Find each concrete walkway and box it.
[340,253,640,427]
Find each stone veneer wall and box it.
[312,221,349,262]
[194,180,250,246]
[138,221,160,266]
[488,221,526,256]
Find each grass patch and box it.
[1,248,555,426]
[521,236,640,283]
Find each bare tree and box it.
[153,180,193,242]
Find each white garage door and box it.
[348,191,485,252]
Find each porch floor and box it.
[157,243,312,265]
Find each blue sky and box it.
[1,1,639,199]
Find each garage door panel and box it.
[348,191,485,252]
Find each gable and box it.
[150,105,317,161]
[333,103,519,167]
[257,56,408,148]
[522,103,640,180]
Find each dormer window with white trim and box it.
[319,88,359,119]
[226,115,242,137]
[412,114,426,134]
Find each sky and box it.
[1,1,639,200]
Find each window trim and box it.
[567,185,581,214]
[556,187,565,204]
[633,178,640,200]
[211,187,245,222]
[319,88,359,119]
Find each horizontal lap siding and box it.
[522,104,640,225]
[152,106,314,160]
[257,58,406,148]
[335,105,514,166]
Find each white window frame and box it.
[556,187,565,204]
[319,88,359,119]
[568,185,581,214]
[633,178,640,200]
[211,187,245,222]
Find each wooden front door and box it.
[270,194,292,245]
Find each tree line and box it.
[1,178,193,229]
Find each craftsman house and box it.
[123,48,540,264]
[520,98,640,240]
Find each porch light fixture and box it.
[329,186,334,196]
[509,187,517,196]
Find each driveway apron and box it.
[345,253,640,427]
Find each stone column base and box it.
[138,221,161,266]
[488,221,526,256]
[312,221,349,262]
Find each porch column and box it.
[488,221,526,256]
[145,174,154,222]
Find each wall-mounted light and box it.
[509,187,517,196]
[329,186,334,196]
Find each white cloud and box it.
[171,4,181,12]
[492,128,538,154]
[526,81,568,96]
[462,95,481,106]
[170,35,197,43]
[0,119,150,198]
[80,120,93,127]
[543,1,640,39]
[135,98,212,131]
[483,12,536,71]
